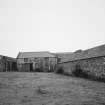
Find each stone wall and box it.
[56,56,105,79]
[0,56,5,71]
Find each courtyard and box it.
[0,72,105,105]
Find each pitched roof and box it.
[5,56,16,62]
[0,55,16,62]
[60,44,105,63]
[17,51,55,58]
[53,52,72,58]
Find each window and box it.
[24,58,28,62]
[34,58,37,61]
[44,57,49,60]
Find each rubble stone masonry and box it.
[57,56,105,79]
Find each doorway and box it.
[30,63,33,72]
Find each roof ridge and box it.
[17,51,55,58]
[82,44,105,52]
[19,51,50,53]
[60,44,105,63]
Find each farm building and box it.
[56,44,105,79]
[17,51,57,72]
[0,55,17,72]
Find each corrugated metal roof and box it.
[60,44,105,63]
[17,51,56,58]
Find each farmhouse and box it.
[17,51,57,72]
[56,44,105,79]
[0,55,17,72]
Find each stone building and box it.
[0,55,17,72]
[17,51,57,72]
[56,44,105,79]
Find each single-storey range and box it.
[56,44,105,79]
[17,51,57,72]
[0,55,17,72]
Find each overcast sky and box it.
[0,0,105,57]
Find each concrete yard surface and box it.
[0,72,105,105]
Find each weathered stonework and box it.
[57,56,105,79]
[17,57,57,72]
[0,56,17,72]
[17,52,57,72]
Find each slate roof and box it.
[53,52,72,58]
[60,44,105,63]
[0,55,16,62]
[17,51,56,58]
[5,56,16,62]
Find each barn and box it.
[17,51,57,72]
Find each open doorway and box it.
[12,62,17,71]
[30,63,33,72]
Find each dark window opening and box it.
[24,58,28,62]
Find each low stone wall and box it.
[56,56,105,79]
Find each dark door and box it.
[7,62,10,71]
[12,62,17,71]
[30,63,33,72]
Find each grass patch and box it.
[36,86,48,95]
